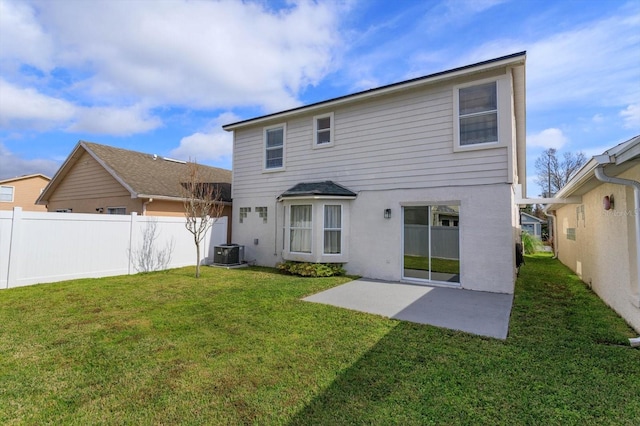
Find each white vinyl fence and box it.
[0,208,227,289]
[404,225,459,259]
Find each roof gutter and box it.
[223,52,526,131]
[137,194,232,206]
[593,155,640,345]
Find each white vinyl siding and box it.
[264,124,285,171]
[233,71,513,198]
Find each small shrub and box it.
[521,231,543,254]
[277,261,345,277]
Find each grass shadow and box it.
[289,255,640,424]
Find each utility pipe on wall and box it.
[594,164,640,346]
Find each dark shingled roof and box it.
[38,141,232,204]
[279,181,357,198]
[82,142,232,201]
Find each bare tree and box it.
[534,148,587,197]
[130,219,175,273]
[182,161,225,278]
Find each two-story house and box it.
[0,174,50,212]
[223,52,526,294]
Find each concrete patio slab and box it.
[303,278,513,339]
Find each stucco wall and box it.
[0,176,49,212]
[233,183,517,294]
[554,165,640,332]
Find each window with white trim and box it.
[264,124,285,170]
[457,81,498,147]
[0,186,14,202]
[313,113,334,147]
[323,205,341,254]
[290,205,312,253]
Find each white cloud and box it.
[0,0,54,71]
[67,105,162,136]
[527,128,568,149]
[170,112,239,165]
[526,10,640,110]
[0,78,160,135]
[0,142,60,180]
[15,0,342,113]
[461,5,640,111]
[620,104,640,129]
[0,78,75,129]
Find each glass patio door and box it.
[403,205,460,284]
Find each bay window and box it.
[323,205,341,254]
[290,205,312,253]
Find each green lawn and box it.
[1,255,639,424]
[404,255,460,274]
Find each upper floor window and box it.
[457,81,498,147]
[0,186,14,202]
[313,112,334,148]
[264,124,285,170]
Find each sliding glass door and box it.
[403,205,460,284]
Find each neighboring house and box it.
[0,174,50,212]
[37,141,233,241]
[545,135,640,332]
[223,52,527,294]
[520,211,544,239]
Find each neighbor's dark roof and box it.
[279,181,357,198]
[39,141,232,203]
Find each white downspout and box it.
[594,164,640,346]
[544,211,558,259]
[142,198,153,216]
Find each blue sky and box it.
[1,0,638,197]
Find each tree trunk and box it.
[195,241,201,278]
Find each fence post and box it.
[6,207,23,288]
[128,212,138,275]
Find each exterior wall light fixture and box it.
[384,208,392,219]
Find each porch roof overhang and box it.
[515,184,582,207]
[278,181,357,201]
[539,135,640,213]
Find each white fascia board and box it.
[613,141,640,165]
[82,142,138,198]
[137,194,232,206]
[224,54,526,131]
[36,141,85,204]
[553,159,599,199]
[515,184,581,208]
[278,195,357,202]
